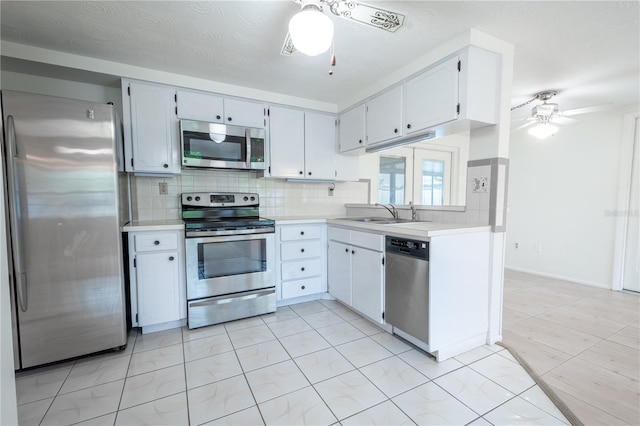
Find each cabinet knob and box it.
[163,163,169,168]
[216,115,221,120]
[154,240,160,245]
[299,171,303,175]
[300,248,305,253]
[300,231,304,235]
[301,267,305,271]
[308,172,312,176]
[359,139,363,144]
[394,128,398,134]
[301,285,306,290]
[407,124,412,129]
[169,256,174,261]
[345,248,348,253]
[227,117,232,122]
[351,250,355,254]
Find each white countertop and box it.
[326,218,490,238]
[122,219,185,232]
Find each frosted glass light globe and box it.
[289,8,334,56]
[528,123,558,139]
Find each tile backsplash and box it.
[130,169,369,221]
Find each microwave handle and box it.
[245,128,252,169]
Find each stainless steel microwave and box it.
[180,119,266,170]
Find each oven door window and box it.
[183,131,246,163]
[197,239,266,279]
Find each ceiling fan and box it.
[281,0,406,57]
[512,90,612,139]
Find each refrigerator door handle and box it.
[6,115,27,311]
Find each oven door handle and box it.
[190,289,273,307]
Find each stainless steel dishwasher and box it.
[385,236,430,346]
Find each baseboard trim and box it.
[504,266,609,290]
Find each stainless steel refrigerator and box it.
[2,90,129,369]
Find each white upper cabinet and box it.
[176,89,266,128]
[404,56,460,135]
[338,104,365,153]
[176,90,224,123]
[304,112,336,180]
[122,79,180,174]
[223,98,267,128]
[269,106,305,178]
[269,106,337,180]
[366,86,403,145]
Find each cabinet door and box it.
[304,112,336,180]
[404,56,459,134]
[136,251,180,326]
[351,247,384,323]
[269,106,305,178]
[328,241,352,305]
[223,98,266,128]
[366,86,403,145]
[128,81,179,173]
[176,90,224,123]
[338,105,365,153]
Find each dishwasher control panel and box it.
[385,237,429,260]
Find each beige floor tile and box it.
[294,347,355,384]
[553,388,631,426]
[73,412,118,425]
[120,364,185,409]
[266,317,313,338]
[607,323,640,350]
[181,323,226,342]
[335,337,393,368]
[16,397,52,426]
[236,339,291,372]
[258,386,336,425]
[40,380,124,426]
[520,385,569,424]
[60,355,130,394]
[539,304,627,339]
[359,356,428,397]
[314,370,386,420]
[315,321,366,346]
[224,316,266,333]
[317,299,345,310]
[503,291,559,316]
[349,317,384,336]
[187,375,255,425]
[392,381,478,425]
[341,400,414,425]
[302,310,345,328]
[245,359,310,403]
[454,345,496,365]
[543,356,640,424]
[278,329,331,358]
[398,349,464,380]
[502,307,532,327]
[182,332,234,362]
[483,396,569,425]
[15,366,71,405]
[185,351,243,389]
[115,392,189,425]
[228,324,276,349]
[469,353,535,395]
[261,305,298,324]
[133,328,183,353]
[127,343,184,377]
[370,332,412,354]
[203,405,264,425]
[289,300,329,316]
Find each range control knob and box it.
[250,196,256,201]
[195,196,201,201]
[186,196,193,201]
[243,196,249,201]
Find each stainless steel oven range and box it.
[182,192,276,328]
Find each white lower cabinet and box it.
[276,223,327,302]
[328,226,384,324]
[128,229,186,333]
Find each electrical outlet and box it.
[473,177,488,192]
[159,182,168,195]
[328,187,334,196]
[514,242,519,250]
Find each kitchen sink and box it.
[335,217,417,224]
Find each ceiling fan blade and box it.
[552,116,579,125]
[280,32,297,56]
[329,0,405,32]
[561,103,613,117]
[512,120,535,132]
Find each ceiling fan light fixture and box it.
[289,5,334,56]
[528,123,558,139]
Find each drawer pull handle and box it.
[154,240,160,245]
[301,267,305,271]
[300,248,305,253]
[352,250,355,254]
[301,285,306,290]
[169,256,174,261]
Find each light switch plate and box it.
[159,182,168,195]
[473,177,488,192]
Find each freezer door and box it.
[2,90,127,368]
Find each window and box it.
[421,159,445,206]
[379,156,405,204]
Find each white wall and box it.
[505,106,636,288]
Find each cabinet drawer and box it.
[351,231,383,252]
[282,277,322,299]
[280,225,323,241]
[134,232,179,252]
[328,226,350,243]
[281,240,322,261]
[281,258,322,281]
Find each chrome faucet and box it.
[375,203,398,219]
[409,201,417,221]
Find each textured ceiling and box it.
[1,1,639,116]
